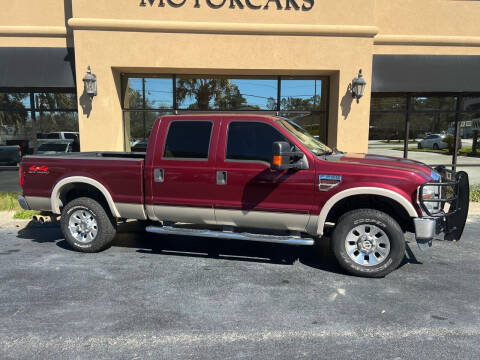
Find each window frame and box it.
[161,119,214,161]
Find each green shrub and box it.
[471,186,480,202]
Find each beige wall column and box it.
[74,41,125,151]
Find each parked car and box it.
[36,142,72,155]
[37,132,79,141]
[18,114,469,278]
[417,133,462,150]
[0,145,22,165]
[131,139,148,152]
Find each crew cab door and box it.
[148,117,219,224]
[214,119,316,232]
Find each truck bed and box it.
[21,152,145,212]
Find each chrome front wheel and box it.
[344,224,391,266]
[331,209,406,278]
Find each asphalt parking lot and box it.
[1,217,480,359]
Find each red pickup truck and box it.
[18,114,470,277]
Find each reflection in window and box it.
[124,111,171,151]
[124,78,143,109]
[0,93,30,110]
[35,93,77,110]
[36,112,78,134]
[1,91,78,154]
[409,113,454,141]
[145,78,173,109]
[0,111,32,142]
[280,79,324,111]
[371,96,406,111]
[280,112,327,144]
[369,113,405,143]
[175,77,277,110]
[411,96,457,111]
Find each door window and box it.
[226,121,288,163]
[163,121,213,159]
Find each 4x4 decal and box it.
[28,165,49,174]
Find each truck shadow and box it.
[17,221,421,275]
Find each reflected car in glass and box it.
[36,142,72,155]
[418,134,447,150]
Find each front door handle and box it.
[216,170,227,185]
[154,168,164,182]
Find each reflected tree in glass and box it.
[176,78,247,110]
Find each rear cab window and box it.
[163,120,213,160]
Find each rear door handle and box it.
[154,168,164,182]
[216,171,227,185]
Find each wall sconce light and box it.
[82,66,97,99]
[352,69,367,103]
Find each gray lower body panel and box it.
[22,196,51,211]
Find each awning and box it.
[372,55,480,93]
[0,47,75,89]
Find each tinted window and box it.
[226,122,288,163]
[163,121,212,159]
[47,133,61,139]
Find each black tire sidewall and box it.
[331,209,405,278]
[60,197,116,252]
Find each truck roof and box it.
[159,113,279,121]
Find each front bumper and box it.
[413,217,438,250]
[414,168,470,250]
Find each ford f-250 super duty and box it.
[18,114,470,277]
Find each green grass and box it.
[471,186,480,202]
[0,192,21,211]
[13,210,40,219]
[0,192,40,219]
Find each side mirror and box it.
[271,141,305,170]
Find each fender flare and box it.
[51,176,121,217]
[316,187,418,235]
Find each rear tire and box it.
[331,209,405,278]
[60,197,117,252]
[433,143,439,150]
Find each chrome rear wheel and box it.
[68,209,98,243]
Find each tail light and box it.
[18,146,22,156]
[19,164,24,188]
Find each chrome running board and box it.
[145,226,315,246]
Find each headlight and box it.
[421,184,442,214]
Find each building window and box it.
[0,90,78,154]
[122,74,329,150]
[369,94,480,169]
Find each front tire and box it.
[331,209,405,278]
[60,197,117,252]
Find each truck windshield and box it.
[277,118,332,155]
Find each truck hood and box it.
[332,153,434,180]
